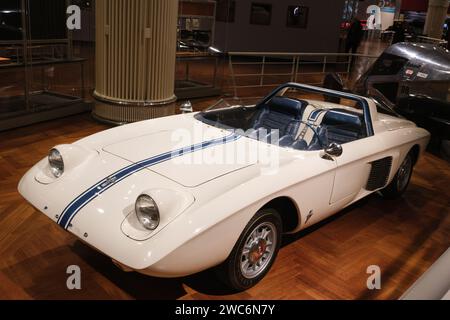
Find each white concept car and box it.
[19,83,430,290]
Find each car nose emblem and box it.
[100,176,118,189]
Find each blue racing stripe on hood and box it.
[57,133,241,230]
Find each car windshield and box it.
[367,87,403,117]
[196,84,369,151]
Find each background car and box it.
[353,43,450,151]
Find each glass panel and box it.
[371,53,408,76]
[0,0,90,131]
[216,0,236,23]
[28,0,67,40]
[0,0,22,41]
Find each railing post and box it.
[294,55,300,83]
[185,61,190,81]
[290,56,296,82]
[81,60,86,100]
[228,54,238,98]
[322,56,327,74]
[346,54,353,82]
[260,56,266,87]
[213,56,219,88]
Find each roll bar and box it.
[257,82,375,137]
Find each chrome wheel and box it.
[397,155,412,192]
[240,222,277,279]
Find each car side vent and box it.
[366,157,393,191]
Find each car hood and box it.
[102,128,257,188]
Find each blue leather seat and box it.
[320,109,365,145]
[252,96,308,138]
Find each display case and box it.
[176,0,220,99]
[0,0,90,131]
[178,0,216,51]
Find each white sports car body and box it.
[19,83,430,290]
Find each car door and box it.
[329,136,380,205]
[325,99,386,206]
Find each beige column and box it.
[93,0,179,124]
[424,0,449,39]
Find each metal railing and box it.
[415,35,448,47]
[379,33,449,48]
[227,52,378,98]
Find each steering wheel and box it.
[297,120,326,149]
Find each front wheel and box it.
[219,209,282,291]
[381,153,414,199]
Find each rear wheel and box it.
[381,153,414,199]
[219,209,282,291]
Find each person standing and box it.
[345,18,364,54]
[392,21,406,44]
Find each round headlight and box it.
[135,195,160,231]
[48,148,64,178]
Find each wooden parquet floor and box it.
[0,113,449,300]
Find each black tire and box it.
[381,152,414,199]
[218,209,282,291]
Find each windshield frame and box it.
[197,83,374,137]
[195,83,374,151]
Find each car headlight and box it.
[48,148,64,178]
[135,194,160,231]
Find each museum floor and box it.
[0,39,449,300]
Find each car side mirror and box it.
[180,101,193,114]
[325,143,343,157]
